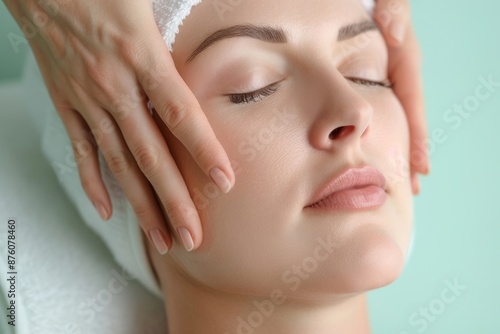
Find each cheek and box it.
[371,91,411,185]
[166,107,310,294]
[370,92,414,255]
[159,93,415,295]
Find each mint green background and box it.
[368,0,500,333]
[0,2,28,82]
[1,0,499,332]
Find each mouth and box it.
[306,165,388,211]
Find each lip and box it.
[306,165,388,211]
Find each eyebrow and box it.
[186,20,379,63]
[338,20,378,41]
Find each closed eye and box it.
[225,76,392,105]
[346,77,393,89]
[226,82,281,104]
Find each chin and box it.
[287,225,407,303]
[345,228,406,292]
[337,189,413,293]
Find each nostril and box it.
[329,125,354,140]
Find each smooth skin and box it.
[144,0,415,332]
[2,0,429,254]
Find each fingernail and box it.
[93,201,109,221]
[390,21,405,44]
[177,227,194,252]
[210,167,233,193]
[149,229,169,255]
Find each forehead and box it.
[172,0,371,62]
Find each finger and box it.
[98,116,174,254]
[147,135,202,253]
[70,88,174,254]
[375,0,411,47]
[57,105,112,220]
[132,34,235,194]
[103,83,203,252]
[39,48,116,221]
[389,30,430,176]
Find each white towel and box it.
[152,0,376,51]
[152,0,204,51]
[360,0,376,15]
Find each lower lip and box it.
[307,185,387,211]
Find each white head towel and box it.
[152,0,204,51]
[152,0,376,51]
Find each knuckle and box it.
[72,140,94,163]
[131,204,152,223]
[133,144,161,177]
[109,94,133,120]
[192,141,218,166]
[162,200,194,226]
[120,37,167,84]
[116,34,141,65]
[158,101,191,131]
[105,150,131,178]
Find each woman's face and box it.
[155,0,413,300]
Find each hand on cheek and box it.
[374,0,430,196]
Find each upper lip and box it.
[306,165,387,207]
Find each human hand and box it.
[374,0,430,194]
[3,0,235,253]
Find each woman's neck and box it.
[146,239,372,334]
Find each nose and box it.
[309,73,374,151]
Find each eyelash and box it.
[228,78,393,105]
[346,77,394,89]
[228,84,281,104]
